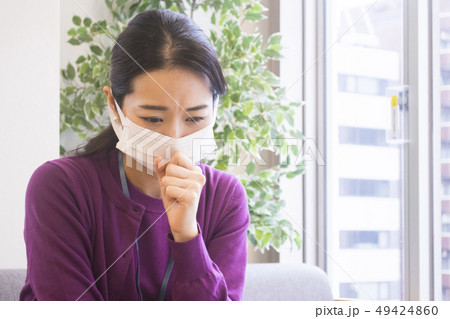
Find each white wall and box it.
[278,0,304,264]
[0,0,60,268]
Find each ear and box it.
[103,86,119,120]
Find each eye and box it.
[186,117,205,122]
[142,117,163,123]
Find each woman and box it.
[19,9,250,301]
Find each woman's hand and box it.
[154,151,206,242]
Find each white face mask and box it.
[108,97,218,175]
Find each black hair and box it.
[69,9,227,157]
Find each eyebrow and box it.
[138,104,208,111]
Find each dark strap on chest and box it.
[118,150,173,301]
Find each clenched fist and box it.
[154,151,206,242]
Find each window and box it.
[281,0,438,300]
[340,230,400,249]
[436,0,450,301]
[325,0,404,300]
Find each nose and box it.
[165,121,183,139]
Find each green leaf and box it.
[286,112,294,126]
[92,65,101,77]
[104,46,112,59]
[294,231,302,249]
[273,238,281,250]
[222,95,231,109]
[219,11,227,26]
[268,44,283,52]
[255,228,264,241]
[242,101,254,116]
[80,62,89,74]
[68,38,81,46]
[275,111,284,126]
[128,2,140,17]
[75,56,86,64]
[215,161,228,171]
[235,129,245,139]
[67,28,77,37]
[258,226,272,233]
[210,29,217,42]
[262,82,273,95]
[245,11,264,21]
[83,17,92,27]
[249,78,265,93]
[242,35,253,51]
[232,25,241,38]
[78,33,93,42]
[279,219,293,231]
[83,103,91,119]
[286,167,304,179]
[90,45,103,56]
[72,15,82,26]
[261,232,272,246]
[65,86,74,95]
[258,170,271,179]
[245,161,255,174]
[223,28,232,41]
[268,33,282,45]
[91,21,106,33]
[261,123,270,136]
[223,125,231,142]
[251,3,266,13]
[60,92,69,105]
[289,129,304,139]
[263,48,283,59]
[66,63,75,80]
[230,92,240,103]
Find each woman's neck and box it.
[122,154,161,198]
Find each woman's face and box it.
[107,67,215,138]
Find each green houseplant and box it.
[60,0,305,254]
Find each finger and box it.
[191,160,203,173]
[165,163,193,179]
[161,175,202,190]
[154,156,167,182]
[169,151,195,171]
[192,163,202,173]
[155,155,169,172]
[165,185,197,204]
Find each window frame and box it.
[431,0,443,301]
[279,0,438,300]
[403,0,434,301]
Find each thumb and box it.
[154,156,168,199]
[154,156,167,182]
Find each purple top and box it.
[19,147,250,301]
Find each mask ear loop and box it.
[110,91,119,122]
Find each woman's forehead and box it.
[128,69,213,109]
[132,68,211,92]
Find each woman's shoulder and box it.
[196,162,247,202]
[196,163,250,231]
[28,150,106,191]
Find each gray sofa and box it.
[0,263,333,301]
